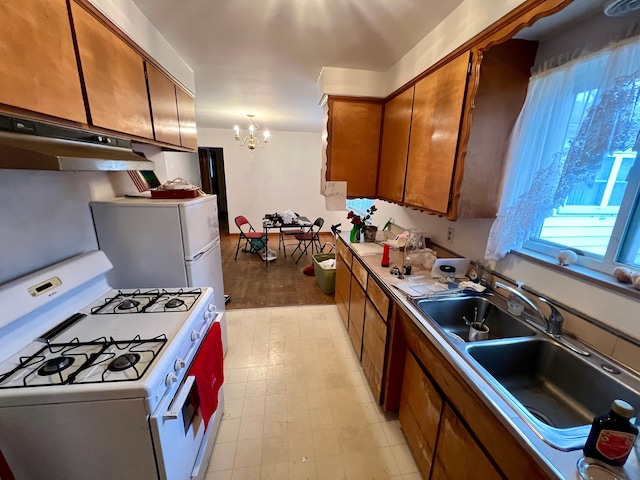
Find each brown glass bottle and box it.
[583,399,638,466]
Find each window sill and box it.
[512,248,640,302]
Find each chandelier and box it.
[233,115,270,150]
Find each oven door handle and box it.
[163,375,196,420]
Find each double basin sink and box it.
[411,293,640,451]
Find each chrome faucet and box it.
[538,297,564,337]
[493,281,589,356]
[494,281,551,331]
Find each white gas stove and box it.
[0,251,224,480]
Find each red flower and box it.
[347,205,375,228]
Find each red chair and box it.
[234,216,266,260]
[291,217,324,264]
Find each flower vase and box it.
[350,226,361,243]
[364,225,378,242]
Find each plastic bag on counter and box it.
[408,249,437,271]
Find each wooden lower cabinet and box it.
[348,278,366,360]
[431,404,501,480]
[338,243,392,403]
[335,253,351,330]
[361,299,387,402]
[395,307,550,479]
[398,351,443,478]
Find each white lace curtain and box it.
[485,36,640,261]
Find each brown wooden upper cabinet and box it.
[146,62,181,146]
[377,87,414,203]
[0,0,86,124]
[405,52,471,215]
[455,39,538,218]
[325,97,383,198]
[70,1,153,139]
[176,87,197,150]
[352,0,569,219]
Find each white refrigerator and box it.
[90,195,227,352]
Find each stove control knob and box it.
[208,304,215,312]
[204,311,214,320]
[191,331,201,342]
[165,373,178,387]
[174,359,186,371]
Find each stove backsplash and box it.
[0,145,199,285]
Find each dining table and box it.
[261,215,312,266]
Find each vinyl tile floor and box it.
[205,305,420,480]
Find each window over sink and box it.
[486,34,640,275]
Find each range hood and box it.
[0,115,155,171]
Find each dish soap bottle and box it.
[583,399,638,466]
[507,281,526,316]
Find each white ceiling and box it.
[131,0,465,133]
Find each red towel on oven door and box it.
[187,321,224,431]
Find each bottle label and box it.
[595,429,637,460]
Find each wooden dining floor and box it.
[221,232,337,310]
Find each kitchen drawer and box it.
[367,278,390,320]
[337,237,352,268]
[351,258,368,290]
[348,278,366,360]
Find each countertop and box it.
[341,234,640,480]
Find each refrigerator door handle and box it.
[192,252,204,261]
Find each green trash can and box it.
[312,253,336,294]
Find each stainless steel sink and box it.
[466,338,640,450]
[409,293,640,451]
[414,296,537,342]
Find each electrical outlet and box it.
[447,227,455,243]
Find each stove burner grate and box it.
[0,335,167,389]
[165,298,185,309]
[91,288,202,314]
[116,299,140,311]
[38,356,75,376]
[108,353,141,372]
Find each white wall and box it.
[197,128,345,234]
[385,0,527,94]
[317,68,386,103]
[0,147,200,285]
[317,0,528,99]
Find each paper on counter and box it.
[350,242,384,256]
[389,279,448,297]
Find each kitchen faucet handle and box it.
[538,297,564,336]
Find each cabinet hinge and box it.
[467,61,472,75]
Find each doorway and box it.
[198,147,229,235]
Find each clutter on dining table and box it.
[278,209,297,224]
